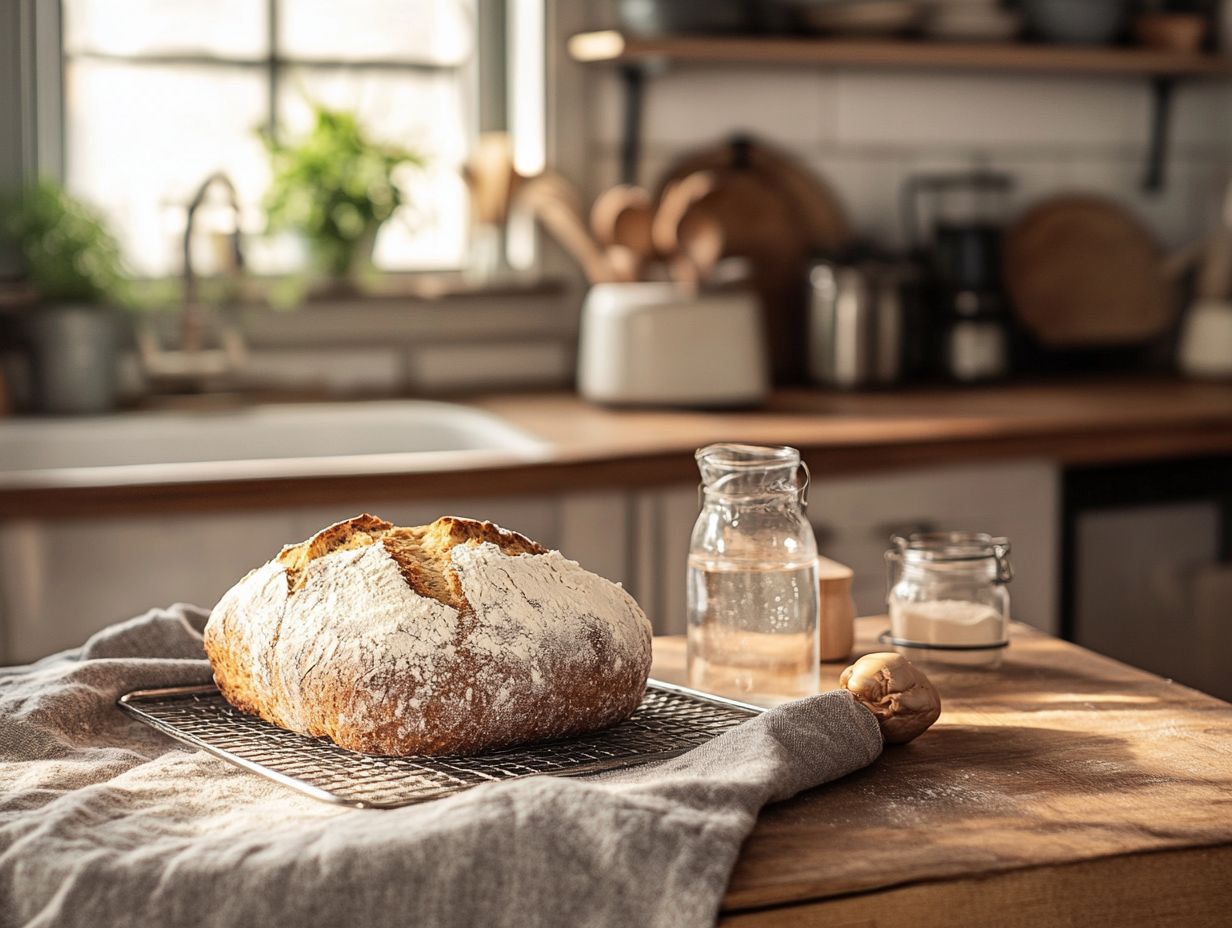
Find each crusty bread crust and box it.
[204,515,653,756]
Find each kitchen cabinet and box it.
[15,379,1227,664]
[0,497,566,663]
[631,460,1059,637]
[0,460,1057,663]
[1074,502,1222,692]
[1064,456,1232,701]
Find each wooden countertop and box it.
[4,378,1232,519]
[652,619,1232,927]
[480,377,1232,474]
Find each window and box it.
[60,0,484,278]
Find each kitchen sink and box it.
[0,400,547,478]
[0,400,556,662]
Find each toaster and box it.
[576,282,770,407]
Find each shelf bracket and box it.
[1143,77,1175,194]
[619,64,645,185]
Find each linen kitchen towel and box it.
[1,605,883,928]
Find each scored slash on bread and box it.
[205,515,653,757]
[276,514,547,602]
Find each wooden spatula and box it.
[517,173,620,284]
[590,185,655,279]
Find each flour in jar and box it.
[889,599,1006,668]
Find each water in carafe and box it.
[687,558,820,702]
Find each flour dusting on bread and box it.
[204,514,653,756]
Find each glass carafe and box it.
[686,443,820,703]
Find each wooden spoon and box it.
[591,186,650,246]
[611,203,656,271]
[604,244,641,284]
[591,185,656,280]
[517,174,617,284]
[462,132,518,227]
[652,172,718,258]
[674,205,726,288]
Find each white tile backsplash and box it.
[572,44,1232,250]
[811,150,913,246]
[407,340,573,391]
[995,156,1069,215]
[833,72,1150,149]
[1063,155,1201,249]
[585,150,673,201]
[590,67,837,148]
[1171,82,1232,150]
[240,348,404,394]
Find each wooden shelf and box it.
[570,31,1232,189]
[568,31,1232,79]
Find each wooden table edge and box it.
[649,621,1232,923]
[718,842,1232,927]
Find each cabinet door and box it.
[631,460,1060,638]
[807,461,1059,633]
[1073,501,1227,699]
[631,486,699,636]
[556,491,631,590]
[0,496,562,664]
[0,512,301,663]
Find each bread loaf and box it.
[203,514,653,756]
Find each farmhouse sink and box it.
[0,400,547,480]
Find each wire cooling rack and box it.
[118,680,761,809]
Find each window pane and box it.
[64,0,268,59]
[371,168,469,272]
[62,3,479,278]
[65,61,271,277]
[277,0,474,65]
[279,68,470,270]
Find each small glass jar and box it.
[884,532,1012,668]
[686,443,820,703]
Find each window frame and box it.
[10,0,530,284]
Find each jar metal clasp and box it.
[991,538,1013,584]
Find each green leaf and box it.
[259,100,424,279]
[0,179,130,306]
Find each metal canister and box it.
[807,257,910,390]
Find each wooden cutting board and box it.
[652,618,1232,926]
[1004,195,1179,347]
[655,137,852,383]
[656,137,850,253]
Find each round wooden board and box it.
[656,137,852,253]
[1004,195,1177,347]
[653,137,851,382]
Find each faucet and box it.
[137,172,248,388]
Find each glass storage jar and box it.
[884,532,1012,668]
[686,443,820,703]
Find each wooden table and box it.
[652,619,1232,927]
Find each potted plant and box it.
[1,180,129,414]
[261,103,423,289]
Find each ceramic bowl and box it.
[1133,12,1208,53]
[1022,0,1126,44]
